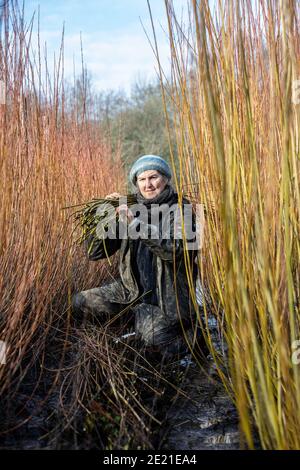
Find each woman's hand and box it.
[104,193,133,223]
[116,204,134,224]
[105,192,122,200]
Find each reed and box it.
[0,0,125,440]
[150,0,300,449]
[0,2,187,449]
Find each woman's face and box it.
[136,170,168,199]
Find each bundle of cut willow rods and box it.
[64,194,138,246]
[64,190,216,246]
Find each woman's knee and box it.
[71,289,121,325]
[71,292,88,324]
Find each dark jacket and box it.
[84,187,198,324]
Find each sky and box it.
[23,0,189,94]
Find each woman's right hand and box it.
[105,192,122,200]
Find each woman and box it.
[72,155,203,360]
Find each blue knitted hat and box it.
[129,155,172,186]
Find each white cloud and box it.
[49,28,171,92]
[25,0,191,94]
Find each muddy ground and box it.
[0,316,250,450]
